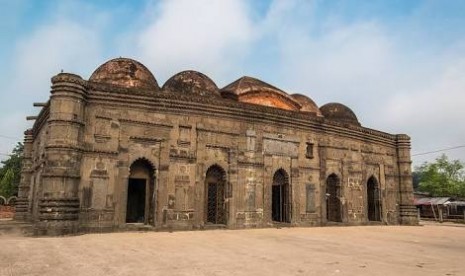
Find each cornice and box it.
[28,79,402,149]
[87,89,398,147]
[51,73,86,87]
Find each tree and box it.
[415,154,465,198]
[412,171,421,190]
[0,142,23,198]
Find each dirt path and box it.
[0,223,463,276]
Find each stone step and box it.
[0,219,33,236]
[203,224,227,230]
[119,223,156,232]
[271,222,292,228]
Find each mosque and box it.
[15,58,418,235]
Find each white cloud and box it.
[136,0,255,85]
[0,18,102,161]
[254,1,465,166]
[277,22,394,100]
[13,21,102,97]
[2,0,465,168]
[383,56,465,165]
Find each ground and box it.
[0,222,463,276]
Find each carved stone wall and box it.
[19,71,417,235]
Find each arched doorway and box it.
[205,165,227,225]
[326,174,342,222]
[367,176,381,221]
[272,169,291,223]
[126,159,155,224]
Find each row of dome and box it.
[89,58,360,125]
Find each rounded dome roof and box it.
[221,76,302,111]
[291,94,322,116]
[162,70,220,97]
[320,102,360,125]
[89,58,159,90]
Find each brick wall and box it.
[0,205,15,219]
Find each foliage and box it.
[0,142,23,198]
[415,154,465,197]
[412,171,421,190]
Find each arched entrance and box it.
[205,165,227,225]
[326,174,342,222]
[272,169,291,223]
[126,159,155,224]
[367,176,381,221]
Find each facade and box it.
[15,58,418,235]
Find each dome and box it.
[320,103,360,125]
[162,70,220,97]
[222,76,286,97]
[221,76,301,111]
[89,58,159,90]
[291,94,322,116]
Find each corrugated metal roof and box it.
[414,197,451,205]
[445,201,465,206]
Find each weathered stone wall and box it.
[19,71,417,235]
[74,92,406,231]
[28,118,49,223]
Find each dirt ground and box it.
[0,222,463,276]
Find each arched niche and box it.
[205,165,227,225]
[367,176,382,222]
[272,169,291,223]
[126,158,156,225]
[326,174,342,222]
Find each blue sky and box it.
[1,0,465,166]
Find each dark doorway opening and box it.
[367,176,381,221]
[205,165,227,225]
[272,169,290,223]
[126,178,146,223]
[126,159,155,225]
[326,174,342,222]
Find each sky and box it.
[1,0,465,168]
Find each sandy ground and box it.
[0,222,463,276]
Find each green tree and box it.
[0,142,23,198]
[412,171,421,190]
[416,154,465,197]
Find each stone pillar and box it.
[379,164,387,224]
[14,129,34,221]
[227,147,238,227]
[290,158,300,225]
[341,160,349,224]
[193,126,205,227]
[116,160,130,225]
[396,134,418,225]
[37,73,86,235]
[318,145,327,225]
[263,156,273,225]
[157,140,171,227]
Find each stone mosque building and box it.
[15,58,418,235]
